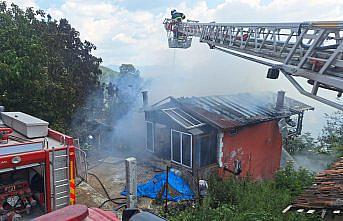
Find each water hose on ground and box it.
[87,172,127,208]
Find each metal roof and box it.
[149,92,313,130]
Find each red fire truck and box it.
[0,111,78,220]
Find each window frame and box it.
[170,129,193,168]
[146,121,155,153]
[162,108,205,129]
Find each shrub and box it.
[165,163,319,221]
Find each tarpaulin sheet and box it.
[121,171,194,202]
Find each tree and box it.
[0,2,102,131]
[318,111,343,155]
[119,64,140,76]
[284,132,315,154]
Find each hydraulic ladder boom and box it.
[163,19,343,110]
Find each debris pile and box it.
[285,157,343,217]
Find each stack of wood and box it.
[283,157,343,217]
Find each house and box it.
[144,91,313,180]
[283,157,343,220]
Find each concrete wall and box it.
[219,120,282,180]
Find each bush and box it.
[166,163,319,221]
[275,162,314,197]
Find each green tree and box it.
[284,132,315,154]
[318,111,343,155]
[0,2,102,131]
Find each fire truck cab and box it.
[0,111,76,220]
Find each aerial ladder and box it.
[163,18,343,110]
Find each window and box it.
[163,108,204,129]
[171,130,192,168]
[146,121,154,152]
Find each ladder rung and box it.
[54,155,68,158]
[55,179,68,183]
[54,167,68,171]
[308,57,327,62]
[56,202,69,208]
[56,195,69,200]
[55,183,69,188]
[303,34,318,39]
[56,191,69,196]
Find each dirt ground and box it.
[76,151,170,213]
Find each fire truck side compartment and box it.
[0,165,45,219]
[1,112,49,138]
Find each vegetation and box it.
[70,64,143,149]
[284,132,315,154]
[164,112,343,221]
[99,66,119,83]
[285,111,343,156]
[0,2,102,131]
[318,111,343,155]
[164,163,318,221]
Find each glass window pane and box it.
[182,134,192,167]
[173,109,202,125]
[147,122,154,151]
[164,110,193,128]
[172,131,181,163]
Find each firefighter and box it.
[171,9,185,22]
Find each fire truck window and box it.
[146,122,154,152]
[171,130,181,163]
[182,133,192,167]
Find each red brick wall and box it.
[219,120,282,180]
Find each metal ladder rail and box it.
[56,136,70,209]
[192,24,343,86]
[74,138,88,182]
[51,143,56,210]
[179,23,338,65]
[51,136,71,210]
[166,20,343,110]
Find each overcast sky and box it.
[8,0,343,135]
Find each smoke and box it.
[71,64,154,160]
[138,40,339,137]
[73,42,339,165]
[292,151,336,173]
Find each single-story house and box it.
[144,91,313,180]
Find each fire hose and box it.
[87,173,126,209]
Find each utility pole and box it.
[126,157,137,209]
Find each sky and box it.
[7,0,343,135]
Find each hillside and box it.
[99,66,120,82]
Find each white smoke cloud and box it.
[7,0,38,8]
[9,0,343,135]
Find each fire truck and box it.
[0,111,79,220]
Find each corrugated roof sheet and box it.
[148,92,313,129]
[175,92,313,129]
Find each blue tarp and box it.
[121,171,194,202]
